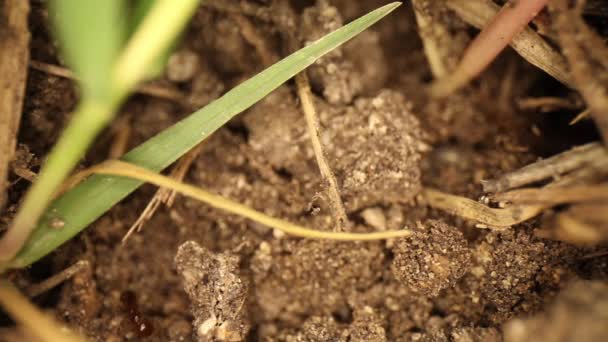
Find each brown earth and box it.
[1,1,607,341]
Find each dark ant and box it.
[120,290,154,338]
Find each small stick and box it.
[123,142,205,242]
[25,260,90,297]
[295,73,349,231]
[423,188,545,229]
[517,96,582,112]
[440,0,571,96]
[411,0,460,78]
[29,60,185,103]
[481,142,606,193]
[0,0,30,210]
[549,0,608,145]
[570,109,591,125]
[491,184,608,205]
[0,281,86,342]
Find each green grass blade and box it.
[5,2,401,269]
[49,0,126,100]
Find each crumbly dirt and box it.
[391,220,471,297]
[1,1,607,341]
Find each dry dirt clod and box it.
[251,239,385,322]
[299,0,387,104]
[391,220,471,297]
[174,241,250,341]
[245,89,426,213]
[503,280,608,342]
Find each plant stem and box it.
[431,0,550,97]
[295,73,349,231]
[0,100,115,261]
[113,0,200,93]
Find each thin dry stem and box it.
[0,281,86,342]
[444,0,572,92]
[423,188,545,228]
[0,0,29,211]
[123,142,205,242]
[481,142,606,193]
[26,260,90,297]
[411,0,459,78]
[554,213,605,245]
[29,60,185,102]
[549,0,608,144]
[69,160,410,241]
[295,73,349,231]
[570,109,591,125]
[491,184,608,204]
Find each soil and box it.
[1,1,607,341]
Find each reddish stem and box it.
[431,0,550,97]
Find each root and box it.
[70,160,410,241]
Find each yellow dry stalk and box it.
[423,188,545,228]
[69,160,411,241]
[0,281,86,342]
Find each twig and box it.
[481,142,606,193]
[295,73,349,231]
[517,96,582,112]
[443,0,572,92]
[29,60,186,103]
[423,188,545,229]
[0,281,86,342]
[123,142,205,243]
[25,260,90,297]
[411,0,460,78]
[491,184,608,205]
[570,109,591,125]
[0,1,30,210]
[549,0,608,144]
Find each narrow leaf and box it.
[6,2,401,269]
